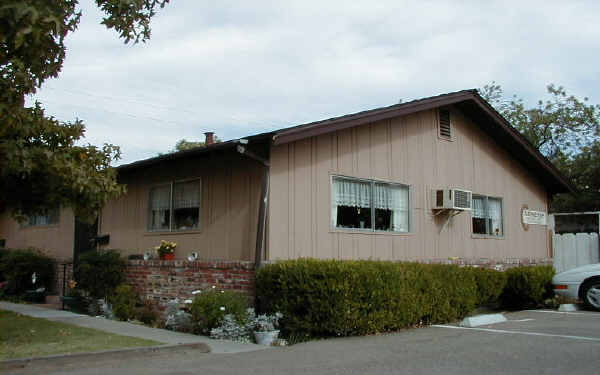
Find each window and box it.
[331,176,410,233]
[438,108,452,139]
[25,207,59,227]
[148,179,201,231]
[472,195,503,236]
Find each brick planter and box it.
[125,259,256,306]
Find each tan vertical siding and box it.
[0,207,75,260]
[99,154,263,261]
[268,108,549,261]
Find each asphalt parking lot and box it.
[434,309,600,342]
[6,308,600,375]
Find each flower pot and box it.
[254,330,279,346]
[160,253,175,260]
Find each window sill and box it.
[330,228,413,236]
[471,234,505,240]
[144,229,203,236]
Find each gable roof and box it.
[270,89,571,194]
[118,89,572,194]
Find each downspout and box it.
[236,144,269,269]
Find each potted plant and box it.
[251,312,283,345]
[155,240,177,260]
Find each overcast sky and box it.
[27,1,600,165]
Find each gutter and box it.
[236,143,269,269]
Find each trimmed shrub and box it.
[189,290,249,334]
[256,259,480,338]
[469,267,507,305]
[75,250,125,299]
[110,284,138,321]
[500,265,555,309]
[0,248,55,295]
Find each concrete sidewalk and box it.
[0,302,266,354]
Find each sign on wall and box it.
[522,209,547,226]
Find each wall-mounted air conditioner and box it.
[432,189,472,210]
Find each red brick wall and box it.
[125,259,256,306]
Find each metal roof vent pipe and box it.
[204,132,215,145]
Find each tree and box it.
[479,82,600,159]
[173,136,221,152]
[479,83,600,212]
[551,141,600,212]
[0,0,170,220]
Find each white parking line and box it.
[508,318,534,322]
[432,324,600,342]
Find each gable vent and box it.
[439,109,451,139]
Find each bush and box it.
[110,284,138,321]
[189,290,249,334]
[0,248,55,295]
[135,300,159,325]
[469,267,507,305]
[75,250,125,299]
[257,260,554,339]
[256,259,480,338]
[500,265,555,309]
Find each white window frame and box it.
[147,178,202,232]
[471,194,505,238]
[330,175,411,234]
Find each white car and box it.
[553,263,600,310]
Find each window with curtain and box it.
[148,179,201,231]
[173,180,201,230]
[331,176,410,233]
[26,207,59,227]
[472,195,503,236]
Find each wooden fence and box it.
[553,232,599,273]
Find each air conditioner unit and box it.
[432,189,472,210]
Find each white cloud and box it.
[28,0,600,164]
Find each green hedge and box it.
[500,265,554,309]
[257,259,476,337]
[0,248,55,295]
[256,259,551,339]
[468,267,507,306]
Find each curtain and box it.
[472,196,486,219]
[488,198,503,235]
[331,177,371,227]
[149,185,171,229]
[173,180,200,209]
[374,183,409,232]
[150,185,171,209]
[332,178,371,208]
